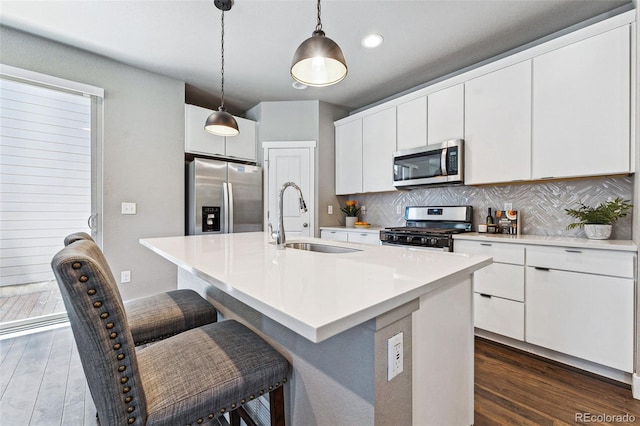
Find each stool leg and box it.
[269,386,285,426]
[230,410,241,426]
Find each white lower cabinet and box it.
[474,293,524,341]
[320,230,349,242]
[320,229,380,245]
[454,240,525,341]
[525,246,634,372]
[456,238,636,374]
[346,232,380,245]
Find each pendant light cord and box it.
[315,0,322,32]
[220,9,226,108]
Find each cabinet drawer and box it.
[320,230,348,242]
[474,293,524,341]
[474,263,524,301]
[455,240,524,264]
[527,246,634,278]
[347,232,380,245]
[526,267,633,372]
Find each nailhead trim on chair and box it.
[185,379,288,425]
[74,261,139,424]
[134,331,180,347]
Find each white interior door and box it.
[264,143,315,239]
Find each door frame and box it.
[262,141,316,237]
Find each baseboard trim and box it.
[632,374,640,399]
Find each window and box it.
[0,65,103,328]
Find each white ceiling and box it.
[0,0,633,114]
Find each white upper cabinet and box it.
[363,107,397,193]
[226,116,257,161]
[532,26,630,179]
[428,84,464,145]
[464,61,532,185]
[397,96,427,151]
[335,119,363,195]
[185,104,225,156]
[184,104,257,161]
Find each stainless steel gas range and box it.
[379,206,473,252]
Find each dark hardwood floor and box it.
[2,327,640,425]
[475,338,640,425]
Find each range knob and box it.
[392,235,399,242]
[430,238,438,246]
[420,237,428,245]
[406,236,413,243]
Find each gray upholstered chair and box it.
[63,232,217,346]
[51,239,289,426]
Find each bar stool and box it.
[63,232,217,346]
[51,240,289,426]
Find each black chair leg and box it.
[230,387,285,426]
[230,410,241,426]
[270,386,286,426]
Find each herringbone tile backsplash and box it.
[345,176,633,240]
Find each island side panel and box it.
[178,268,375,425]
[373,306,415,426]
[413,275,474,425]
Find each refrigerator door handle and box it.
[222,182,229,233]
[228,182,234,233]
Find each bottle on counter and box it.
[486,208,497,233]
[486,208,494,225]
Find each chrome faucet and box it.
[269,182,308,249]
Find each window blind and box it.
[0,77,92,286]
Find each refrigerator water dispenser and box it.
[202,206,221,233]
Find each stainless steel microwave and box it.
[393,139,464,188]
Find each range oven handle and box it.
[441,147,448,176]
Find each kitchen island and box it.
[141,232,491,425]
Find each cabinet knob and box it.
[303,223,308,228]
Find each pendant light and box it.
[205,0,239,136]
[290,0,347,87]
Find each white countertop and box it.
[141,232,491,343]
[454,232,637,252]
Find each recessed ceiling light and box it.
[292,81,308,90]
[362,34,384,49]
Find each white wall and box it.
[0,26,185,300]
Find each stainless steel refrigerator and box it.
[187,158,263,235]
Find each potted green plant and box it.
[341,200,361,227]
[565,197,632,240]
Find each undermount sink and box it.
[284,242,362,254]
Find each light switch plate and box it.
[121,202,136,215]
[120,270,131,283]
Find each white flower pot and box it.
[345,216,358,227]
[583,224,612,240]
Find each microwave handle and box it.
[441,148,448,176]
